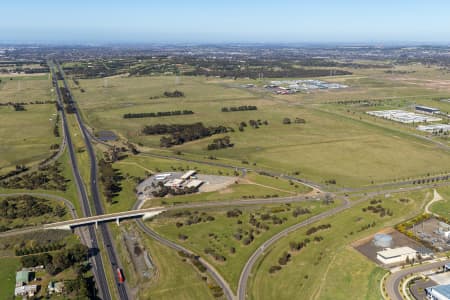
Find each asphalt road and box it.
[57,62,130,300]
[52,63,112,300]
[135,219,236,300]
[385,260,450,300]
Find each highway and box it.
[56,62,130,300]
[51,63,112,300]
[385,259,450,300]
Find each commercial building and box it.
[164,178,184,188]
[416,105,440,114]
[426,284,450,300]
[181,170,197,180]
[186,179,204,189]
[376,246,418,265]
[417,124,450,133]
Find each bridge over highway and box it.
[44,207,166,230]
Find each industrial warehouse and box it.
[366,109,442,123]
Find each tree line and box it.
[123,110,194,119]
[142,122,232,147]
[221,105,257,112]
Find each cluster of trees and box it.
[20,244,89,275]
[0,195,65,219]
[98,159,122,204]
[163,90,184,97]
[207,136,234,150]
[0,162,67,191]
[59,87,76,114]
[362,202,393,217]
[175,212,215,228]
[12,103,26,111]
[292,207,311,217]
[141,122,231,147]
[151,182,198,198]
[283,117,305,125]
[15,242,65,256]
[226,209,243,218]
[306,223,331,235]
[221,105,257,112]
[289,238,311,252]
[357,221,377,233]
[204,247,226,262]
[178,251,207,273]
[123,110,194,119]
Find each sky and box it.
[2,0,450,44]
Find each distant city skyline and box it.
[2,0,450,44]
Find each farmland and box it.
[68,70,450,187]
[0,103,59,174]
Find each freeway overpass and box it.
[44,207,166,230]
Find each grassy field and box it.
[248,189,431,300]
[139,227,215,300]
[69,72,450,187]
[429,186,450,216]
[0,104,59,174]
[102,153,312,213]
[0,148,83,217]
[0,257,21,300]
[149,200,338,292]
[0,74,52,103]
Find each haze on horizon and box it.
[2,0,450,44]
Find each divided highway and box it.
[56,62,130,300]
[51,63,112,300]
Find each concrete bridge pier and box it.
[116,218,120,226]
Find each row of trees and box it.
[221,105,257,112]
[163,90,184,97]
[98,159,122,204]
[123,110,194,119]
